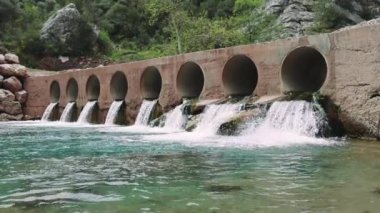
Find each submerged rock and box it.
[218,106,268,136]
[373,187,380,195]
[206,185,243,193]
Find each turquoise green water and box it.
[0,122,380,213]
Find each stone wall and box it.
[23,22,380,139]
[0,53,29,121]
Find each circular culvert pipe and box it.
[110,71,128,101]
[222,55,258,96]
[281,47,328,92]
[140,66,162,100]
[86,75,101,101]
[177,62,205,98]
[66,78,78,102]
[50,81,60,103]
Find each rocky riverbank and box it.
[0,53,30,121]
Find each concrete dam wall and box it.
[24,23,380,138]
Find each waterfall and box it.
[164,104,186,129]
[77,101,98,124]
[105,100,124,125]
[259,100,329,137]
[194,104,242,135]
[60,102,76,122]
[135,99,158,126]
[41,103,58,121]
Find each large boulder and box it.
[0,89,15,102]
[266,0,315,36]
[40,3,98,55]
[3,76,22,93]
[4,53,19,64]
[0,64,29,78]
[15,90,28,104]
[0,101,22,115]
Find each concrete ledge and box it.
[24,23,380,138]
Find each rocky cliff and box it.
[266,0,380,36]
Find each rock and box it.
[40,3,98,55]
[0,101,22,115]
[266,0,380,36]
[15,90,28,104]
[24,114,33,120]
[0,113,23,121]
[0,64,29,78]
[0,54,5,64]
[218,107,267,136]
[373,187,380,195]
[206,185,243,193]
[4,53,19,64]
[0,74,3,87]
[3,77,22,93]
[0,89,15,102]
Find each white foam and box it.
[134,100,158,126]
[105,100,124,125]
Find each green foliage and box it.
[0,0,19,26]
[97,30,114,55]
[308,0,346,33]
[234,0,263,14]
[0,0,287,68]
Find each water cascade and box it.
[257,100,329,137]
[105,101,125,125]
[41,103,59,121]
[135,99,158,126]
[77,101,98,124]
[60,102,76,122]
[194,104,242,135]
[164,104,186,129]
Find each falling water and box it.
[41,102,58,121]
[135,99,158,126]
[164,104,186,129]
[60,102,76,122]
[77,101,98,124]
[105,101,124,125]
[194,104,242,135]
[258,100,329,137]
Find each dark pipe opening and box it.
[222,55,258,96]
[177,62,204,98]
[281,47,328,92]
[141,66,162,100]
[86,75,100,101]
[66,78,78,102]
[50,81,60,103]
[110,71,128,101]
